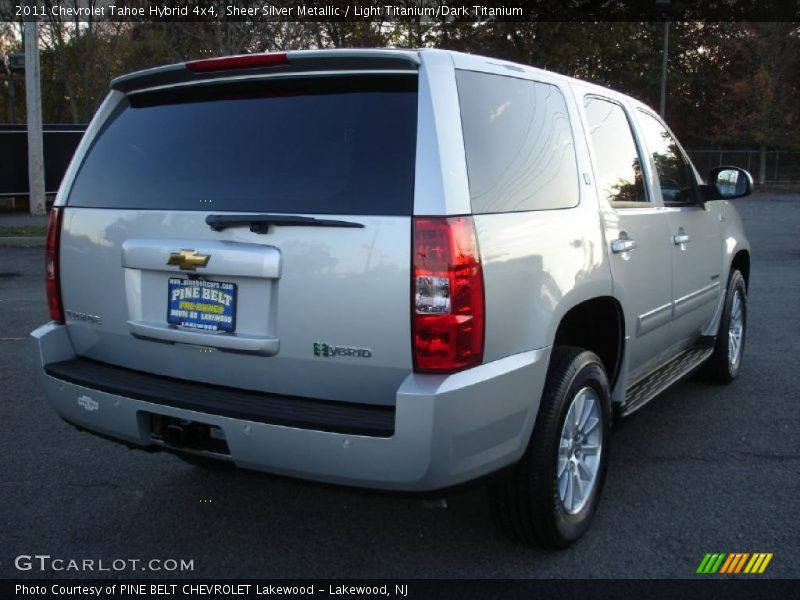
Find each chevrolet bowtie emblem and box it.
[167,249,210,271]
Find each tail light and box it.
[45,207,64,323]
[412,216,485,373]
[186,53,288,73]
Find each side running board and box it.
[620,344,714,417]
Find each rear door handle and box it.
[611,238,638,253]
[673,232,691,245]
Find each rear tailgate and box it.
[58,71,418,407]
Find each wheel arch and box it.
[731,249,750,289]
[550,296,625,391]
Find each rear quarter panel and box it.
[477,204,611,362]
[446,54,612,360]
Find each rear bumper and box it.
[32,322,549,491]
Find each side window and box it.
[456,70,579,213]
[584,96,647,205]
[636,110,695,203]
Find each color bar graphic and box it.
[697,553,726,573]
[744,553,774,574]
[698,552,773,574]
[720,553,750,573]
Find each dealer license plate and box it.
[167,278,237,333]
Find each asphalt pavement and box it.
[0,194,797,579]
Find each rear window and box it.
[67,75,418,216]
[456,70,579,213]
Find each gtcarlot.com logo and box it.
[696,552,773,574]
[14,554,194,572]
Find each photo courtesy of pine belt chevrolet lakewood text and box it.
[31,49,752,548]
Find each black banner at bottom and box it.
[4,579,797,600]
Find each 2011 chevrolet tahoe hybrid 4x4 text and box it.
[32,49,752,548]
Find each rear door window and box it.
[67,75,418,216]
[636,109,696,203]
[584,96,648,205]
[456,70,579,213]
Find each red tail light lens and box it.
[186,53,288,73]
[413,217,485,373]
[45,207,64,323]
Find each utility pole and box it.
[659,20,669,118]
[24,19,46,216]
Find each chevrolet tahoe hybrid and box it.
[32,49,752,547]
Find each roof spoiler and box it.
[111,49,421,94]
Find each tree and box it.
[0,20,22,123]
[0,12,797,165]
[706,23,800,182]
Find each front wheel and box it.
[492,346,612,548]
[701,269,747,383]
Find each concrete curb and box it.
[0,236,45,247]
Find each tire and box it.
[700,269,747,384]
[492,346,612,548]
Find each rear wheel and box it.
[701,269,747,383]
[492,346,612,548]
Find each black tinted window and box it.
[584,97,647,204]
[456,70,579,213]
[67,76,418,215]
[636,110,694,202]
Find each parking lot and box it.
[1,194,797,579]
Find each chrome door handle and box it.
[611,238,638,253]
[673,232,691,245]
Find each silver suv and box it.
[32,49,752,548]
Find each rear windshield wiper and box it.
[206,214,364,234]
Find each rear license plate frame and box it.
[167,277,237,333]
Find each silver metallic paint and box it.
[34,49,751,489]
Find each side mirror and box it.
[709,166,753,199]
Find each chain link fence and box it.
[688,150,800,184]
